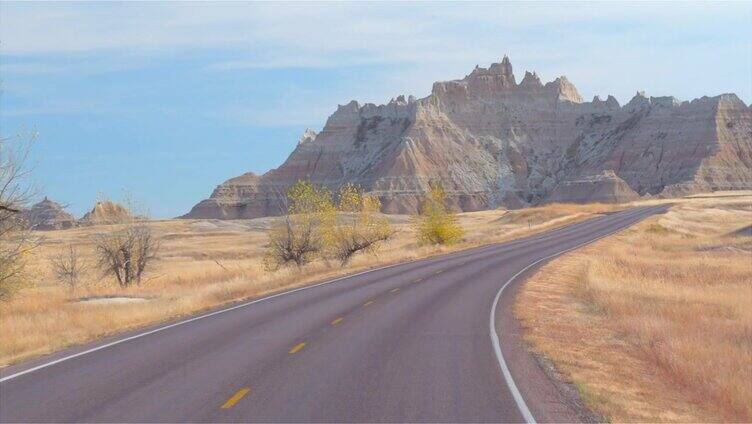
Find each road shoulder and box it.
[496,265,601,423]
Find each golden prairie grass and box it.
[515,194,752,422]
[0,202,629,366]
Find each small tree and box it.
[93,199,159,287]
[265,180,333,269]
[0,134,35,300]
[50,244,88,291]
[413,182,463,245]
[327,184,392,265]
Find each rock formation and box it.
[183,56,751,219]
[547,171,640,204]
[23,197,77,230]
[79,201,131,225]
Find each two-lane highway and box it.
[0,205,668,422]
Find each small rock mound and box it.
[80,201,131,225]
[23,197,77,230]
[547,170,640,204]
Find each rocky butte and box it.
[184,56,752,219]
[79,201,132,225]
[23,197,77,230]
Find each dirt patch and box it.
[74,296,154,305]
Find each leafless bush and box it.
[266,214,322,269]
[0,134,35,300]
[50,245,88,291]
[93,199,159,287]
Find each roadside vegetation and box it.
[265,181,392,268]
[515,193,752,422]
[93,209,159,288]
[412,183,463,245]
[1,179,630,366]
[49,244,88,292]
[0,135,35,300]
[325,183,392,265]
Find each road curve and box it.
[0,205,667,423]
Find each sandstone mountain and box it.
[184,56,751,219]
[23,197,77,230]
[79,201,131,225]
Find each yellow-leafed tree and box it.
[265,180,334,269]
[326,184,392,265]
[413,182,463,245]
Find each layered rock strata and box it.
[184,56,751,218]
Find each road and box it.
[0,205,667,423]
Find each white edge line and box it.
[0,261,403,384]
[489,206,662,424]
[0,209,620,383]
[1,206,658,385]
[1,223,550,384]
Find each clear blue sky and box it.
[1,2,750,218]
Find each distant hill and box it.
[23,197,76,230]
[184,56,752,219]
[79,201,131,225]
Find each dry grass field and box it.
[516,192,752,422]
[0,202,621,366]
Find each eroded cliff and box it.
[183,56,751,218]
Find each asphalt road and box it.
[0,205,667,423]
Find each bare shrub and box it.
[49,245,88,291]
[266,214,321,269]
[0,134,35,300]
[93,199,159,287]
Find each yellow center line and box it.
[390,288,400,293]
[331,317,344,325]
[363,300,375,307]
[413,278,423,283]
[220,387,250,409]
[288,342,306,354]
[434,269,444,275]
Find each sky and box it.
[1,2,750,218]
